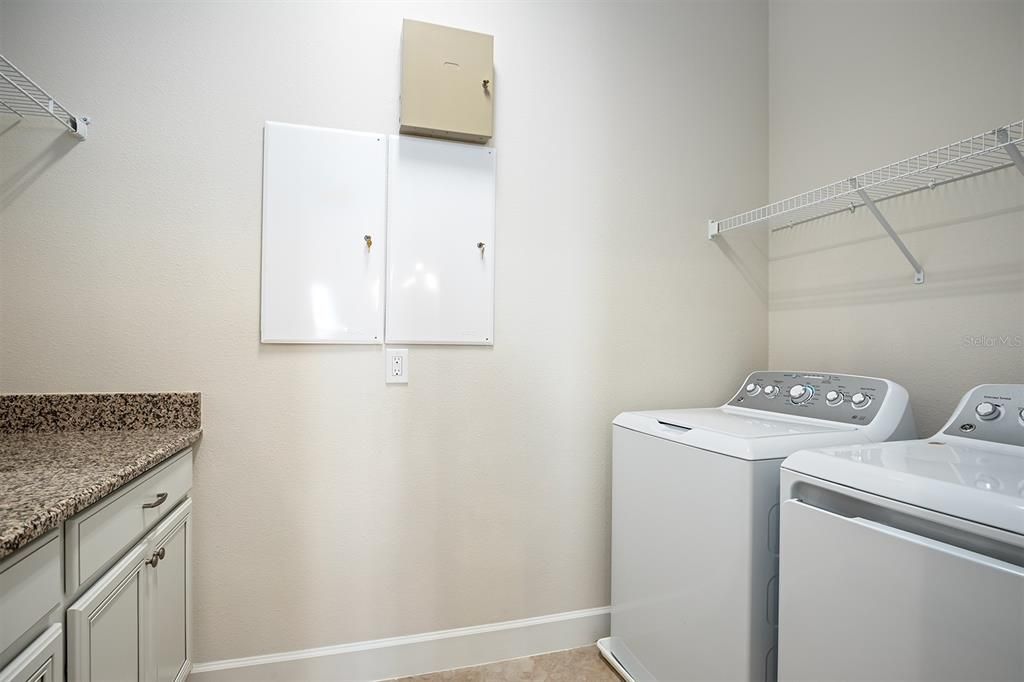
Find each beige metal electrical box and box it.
[399,19,494,144]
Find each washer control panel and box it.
[941,384,1024,447]
[728,371,889,424]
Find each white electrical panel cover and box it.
[385,135,496,345]
[261,122,387,343]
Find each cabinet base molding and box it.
[190,606,610,682]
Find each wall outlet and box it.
[385,348,409,384]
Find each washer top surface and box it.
[644,407,848,439]
[614,371,914,461]
[784,384,1024,535]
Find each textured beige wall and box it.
[768,0,1024,435]
[0,1,769,663]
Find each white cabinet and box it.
[67,499,193,682]
[66,452,193,592]
[0,625,62,682]
[67,546,147,682]
[261,122,388,344]
[145,501,192,682]
[2,448,194,682]
[385,135,496,345]
[0,533,61,657]
[261,125,498,346]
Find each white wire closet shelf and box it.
[708,119,1024,284]
[0,54,88,139]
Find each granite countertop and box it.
[0,393,202,561]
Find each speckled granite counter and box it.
[0,393,201,560]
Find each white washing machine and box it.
[598,371,916,682]
[777,383,1024,682]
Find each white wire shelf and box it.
[708,118,1024,284]
[0,54,88,139]
[710,120,1023,236]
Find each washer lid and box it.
[614,407,862,461]
[652,407,848,438]
[784,439,1024,536]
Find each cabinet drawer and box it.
[66,449,192,592]
[0,624,62,682]
[0,533,60,656]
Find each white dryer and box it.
[598,371,915,682]
[777,384,1024,682]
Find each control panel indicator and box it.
[789,385,813,404]
[851,392,871,409]
[941,385,1024,447]
[728,372,889,425]
[974,402,1001,421]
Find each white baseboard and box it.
[190,606,611,682]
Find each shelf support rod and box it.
[997,128,1024,177]
[851,179,925,284]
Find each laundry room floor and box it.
[386,646,621,681]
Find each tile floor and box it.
[388,646,622,681]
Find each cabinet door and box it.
[261,122,388,344]
[145,500,191,682]
[399,19,494,142]
[67,547,147,682]
[0,624,62,682]
[385,135,496,345]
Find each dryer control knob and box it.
[825,390,844,406]
[851,392,871,408]
[745,383,761,396]
[975,402,1001,421]
[789,385,813,404]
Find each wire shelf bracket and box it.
[999,127,1024,176]
[0,54,89,140]
[708,118,1024,285]
[852,178,925,284]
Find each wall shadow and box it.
[0,131,79,211]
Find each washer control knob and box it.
[789,385,813,404]
[763,385,779,398]
[1019,408,1024,424]
[851,392,871,408]
[975,402,1000,421]
[825,390,844,406]
[745,383,761,396]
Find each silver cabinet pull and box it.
[145,547,165,567]
[142,492,168,509]
[145,547,166,568]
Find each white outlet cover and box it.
[385,348,409,384]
